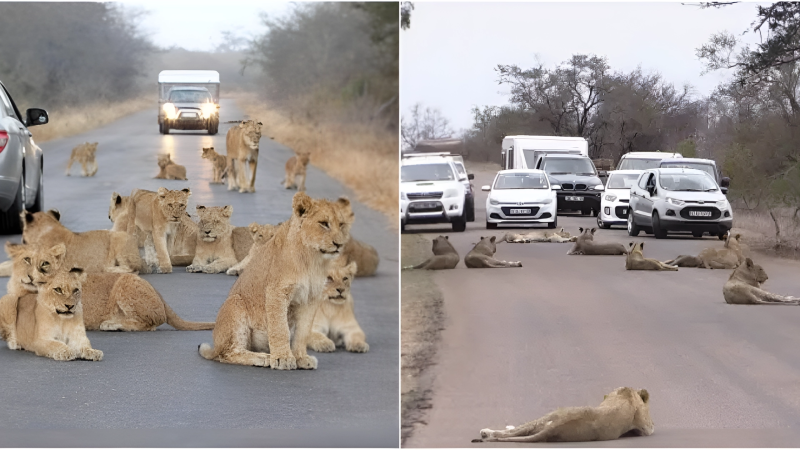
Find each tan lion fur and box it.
[567,227,628,256]
[186,205,238,274]
[225,120,262,193]
[198,192,354,370]
[65,142,98,177]
[226,223,277,276]
[307,260,368,353]
[155,153,188,180]
[664,233,744,269]
[201,146,228,184]
[125,187,191,274]
[403,235,460,270]
[465,236,522,268]
[723,257,800,305]
[341,238,379,277]
[499,228,577,243]
[21,210,143,274]
[474,387,654,443]
[283,152,311,191]
[625,242,678,271]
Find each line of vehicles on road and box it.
[401,135,733,239]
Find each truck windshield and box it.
[659,173,718,192]
[401,163,455,182]
[606,173,641,189]
[618,158,662,170]
[168,90,212,103]
[660,162,716,180]
[494,173,548,189]
[543,158,596,176]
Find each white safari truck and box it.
[501,136,588,170]
[158,70,220,135]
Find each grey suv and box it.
[0,80,48,234]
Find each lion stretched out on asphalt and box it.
[403,235,460,270]
[226,120,263,193]
[473,387,654,443]
[198,192,354,370]
[723,257,800,305]
[664,233,744,269]
[465,236,522,268]
[307,259,369,353]
[499,228,576,244]
[626,242,678,271]
[567,227,627,256]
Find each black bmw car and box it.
[537,154,604,216]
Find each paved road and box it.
[403,167,800,447]
[0,99,398,447]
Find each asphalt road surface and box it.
[0,99,398,447]
[403,167,800,448]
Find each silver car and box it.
[628,168,732,239]
[0,80,47,234]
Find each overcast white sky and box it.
[401,1,768,131]
[122,0,291,52]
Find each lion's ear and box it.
[5,241,24,258]
[746,257,754,267]
[50,243,67,263]
[735,233,741,240]
[490,236,496,243]
[70,267,87,283]
[579,227,584,232]
[560,227,564,232]
[249,222,260,234]
[222,205,233,217]
[638,389,649,403]
[181,188,191,195]
[444,236,449,240]
[628,242,634,248]
[158,187,168,198]
[293,192,314,217]
[345,261,358,276]
[336,196,351,209]
[590,228,597,234]
[640,242,645,250]
[48,209,61,221]
[604,394,608,400]
[113,192,122,205]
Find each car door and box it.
[630,171,653,225]
[0,85,25,210]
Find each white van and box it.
[501,136,588,171]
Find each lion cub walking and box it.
[307,260,369,353]
[201,146,228,184]
[283,152,311,191]
[155,153,188,180]
[65,142,99,177]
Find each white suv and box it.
[597,170,643,229]
[401,155,467,232]
[628,168,733,239]
[616,152,681,171]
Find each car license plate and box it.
[690,211,711,217]
[182,112,197,118]
[566,196,584,202]
[417,202,437,209]
[510,208,531,215]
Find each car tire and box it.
[0,176,25,235]
[597,216,609,229]
[486,221,497,229]
[652,212,667,239]
[718,232,727,241]
[466,198,475,222]
[581,208,591,216]
[401,222,406,233]
[692,231,704,238]
[547,216,557,229]
[452,211,467,232]
[627,212,640,237]
[30,161,44,213]
[161,121,170,135]
[592,209,599,217]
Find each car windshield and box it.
[401,163,455,182]
[659,173,718,191]
[660,162,716,180]
[168,90,212,103]
[453,162,467,178]
[618,158,663,170]
[493,173,549,190]
[543,158,595,176]
[607,173,640,189]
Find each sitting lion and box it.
[723,257,800,305]
[464,236,522,268]
[283,151,311,191]
[226,120,262,193]
[187,205,239,274]
[567,228,627,256]
[201,146,228,184]
[664,233,744,269]
[155,153,187,180]
[499,228,576,243]
[307,260,369,353]
[226,222,278,276]
[403,235,460,270]
[198,193,353,370]
[4,268,104,362]
[473,387,654,443]
[65,142,99,177]
[125,187,191,274]
[626,242,678,271]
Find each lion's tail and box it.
[198,342,217,360]
[0,260,12,277]
[160,294,215,331]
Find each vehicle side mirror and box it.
[468,173,474,180]
[720,176,730,188]
[481,185,491,192]
[25,108,48,127]
[721,186,728,195]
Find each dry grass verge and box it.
[236,97,398,227]
[30,96,154,143]
[733,208,800,259]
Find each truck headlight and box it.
[163,103,178,120]
[551,184,561,190]
[443,188,459,198]
[666,197,685,206]
[605,194,617,202]
[401,192,408,201]
[489,198,499,205]
[592,185,605,191]
[201,103,217,118]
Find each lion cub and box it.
[284,151,311,191]
[7,268,104,361]
[201,146,228,184]
[65,142,99,177]
[307,260,369,353]
[126,187,191,274]
[226,222,277,276]
[155,153,188,180]
[186,205,239,274]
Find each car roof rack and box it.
[401,152,456,158]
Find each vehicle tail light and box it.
[0,131,8,153]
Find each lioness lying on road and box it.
[664,233,744,269]
[723,257,800,305]
[499,228,576,243]
[567,227,627,256]
[626,242,678,271]
[472,387,654,443]
[403,235,460,270]
[465,236,522,268]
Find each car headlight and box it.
[592,185,605,191]
[401,192,408,201]
[443,188,459,198]
[716,200,729,209]
[200,103,217,118]
[162,103,178,120]
[666,197,685,206]
[605,194,617,202]
[489,198,499,205]
[551,184,561,190]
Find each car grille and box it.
[501,206,540,216]
[407,192,443,200]
[575,183,587,190]
[562,183,574,190]
[680,207,721,220]
[615,206,629,218]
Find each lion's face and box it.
[555,227,572,239]
[298,152,310,165]
[240,121,262,150]
[248,222,277,245]
[603,387,654,436]
[21,209,62,243]
[157,187,191,222]
[324,261,357,305]
[39,269,86,319]
[736,257,769,285]
[5,242,66,293]
[196,205,232,242]
[201,147,215,159]
[292,193,353,259]
[157,154,172,169]
[87,142,98,156]
[628,242,644,257]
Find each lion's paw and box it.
[346,341,369,353]
[270,354,297,370]
[480,429,494,439]
[99,321,123,331]
[7,339,19,350]
[296,355,318,370]
[308,336,336,352]
[82,348,103,361]
[51,349,77,361]
[185,265,202,273]
[202,266,220,274]
[226,267,241,276]
[159,265,173,274]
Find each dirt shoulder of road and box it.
[400,234,445,445]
